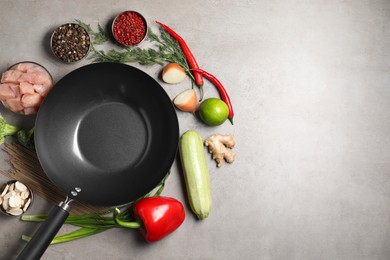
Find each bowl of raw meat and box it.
[0,61,53,115]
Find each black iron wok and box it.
[17,62,179,259]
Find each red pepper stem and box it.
[199,84,204,101]
[113,208,142,229]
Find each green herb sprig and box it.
[76,20,194,81]
[76,20,108,45]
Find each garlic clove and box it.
[15,181,27,192]
[9,195,22,208]
[3,190,15,200]
[7,208,23,216]
[2,198,9,210]
[9,183,15,192]
[21,190,30,200]
[1,184,9,197]
[23,198,32,212]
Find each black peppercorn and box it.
[51,23,90,62]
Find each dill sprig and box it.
[76,20,108,45]
[76,20,194,81]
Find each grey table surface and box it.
[1,0,390,259]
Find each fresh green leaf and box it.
[16,128,34,149]
[0,114,20,145]
[22,227,109,245]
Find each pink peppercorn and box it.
[112,11,147,46]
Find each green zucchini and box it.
[179,130,211,219]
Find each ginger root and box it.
[204,134,236,168]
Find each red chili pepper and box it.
[192,68,234,125]
[114,196,185,242]
[155,21,204,100]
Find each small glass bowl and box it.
[112,10,148,47]
[0,180,33,216]
[51,23,91,63]
[0,61,54,115]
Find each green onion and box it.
[21,171,170,244]
[22,227,109,245]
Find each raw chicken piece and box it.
[27,64,47,73]
[23,107,38,115]
[33,84,51,96]
[8,84,21,98]
[19,82,35,95]
[0,84,18,100]
[5,98,24,112]
[14,62,36,73]
[1,70,24,83]
[21,93,43,108]
[18,71,50,85]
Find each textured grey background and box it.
[0,0,390,259]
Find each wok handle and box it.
[17,199,72,260]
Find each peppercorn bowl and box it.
[50,23,91,63]
[0,61,54,115]
[0,180,33,216]
[112,10,148,47]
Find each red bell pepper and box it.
[114,196,185,242]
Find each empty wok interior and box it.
[35,63,179,206]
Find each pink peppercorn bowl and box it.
[112,10,148,47]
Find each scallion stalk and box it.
[21,171,170,244]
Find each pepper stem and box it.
[228,117,234,125]
[113,208,142,229]
[199,84,204,101]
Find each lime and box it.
[198,98,229,126]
